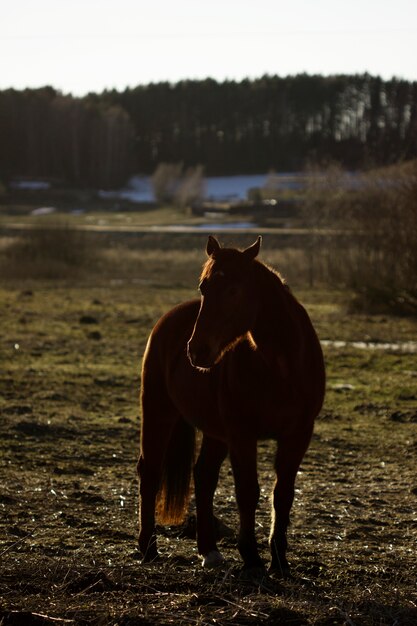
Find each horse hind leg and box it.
[230,440,264,570]
[269,463,296,576]
[137,453,160,562]
[194,435,228,568]
[269,434,312,576]
[137,394,185,562]
[137,422,172,561]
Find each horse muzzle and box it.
[187,340,216,370]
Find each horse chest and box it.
[166,343,307,442]
[168,359,227,438]
[216,352,304,437]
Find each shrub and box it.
[1,222,97,280]
[175,165,205,209]
[151,163,184,205]
[303,161,417,313]
[151,163,205,208]
[247,187,263,203]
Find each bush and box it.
[151,163,183,205]
[303,161,417,313]
[1,223,97,280]
[151,163,205,208]
[247,187,263,203]
[175,165,205,209]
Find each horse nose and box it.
[187,341,212,369]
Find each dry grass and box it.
[0,222,99,280]
[0,229,327,290]
[1,241,417,624]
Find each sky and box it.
[2,0,417,95]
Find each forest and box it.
[0,73,416,188]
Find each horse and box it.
[137,235,325,574]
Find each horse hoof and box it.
[238,565,267,582]
[202,550,225,569]
[138,547,160,564]
[268,564,291,579]
[142,555,160,564]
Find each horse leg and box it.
[269,437,312,575]
[137,455,159,561]
[137,405,178,562]
[229,440,263,569]
[194,435,228,568]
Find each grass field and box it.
[0,230,416,625]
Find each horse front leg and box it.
[194,435,228,568]
[230,440,263,570]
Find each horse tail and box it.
[156,418,196,525]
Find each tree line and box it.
[1,74,416,188]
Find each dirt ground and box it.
[1,276,416,625]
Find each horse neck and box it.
[250,262,299,354]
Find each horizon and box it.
[3,0,417,97]
[3,70,416,98]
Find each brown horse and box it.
[137,236,325,574]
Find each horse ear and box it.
[243,236,262,260]
[206,235,221,256]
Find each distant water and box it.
[204,175,268,201]
[98,173,303,204]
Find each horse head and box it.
[187,236,262,370]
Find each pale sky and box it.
[2,0,417,95]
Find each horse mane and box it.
[201,247,289,290]
[254,258,290,291]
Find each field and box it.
[0,229,416,625]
